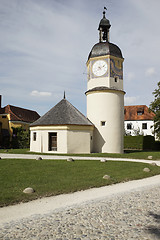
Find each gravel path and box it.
[1,184,160,240]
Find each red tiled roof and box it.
[124,105,155,121]
[4,105,40,123]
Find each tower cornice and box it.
[85,86,126,95]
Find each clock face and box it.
[92,60,108,77]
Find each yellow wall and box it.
[0,114,10,131]
[0,114,30,139]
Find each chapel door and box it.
[49,132,57,151]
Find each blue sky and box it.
[0,0,160,116]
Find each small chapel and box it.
[30,9,125,154]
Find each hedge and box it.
[124,135,158,150]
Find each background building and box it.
[124,105,155,136]
[0,95,40,147]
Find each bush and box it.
[154,141,160,150]
[11,127,30,149]
[143,136,155,150]
[124,136,143,150]
[124,135,159,150]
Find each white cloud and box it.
[124,96,138,106]
[30,90,52,97]
[145,67,156,77]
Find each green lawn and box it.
[0,158,160,207]
[0,148,160,160]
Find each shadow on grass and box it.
[146,212,160,239]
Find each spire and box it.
[98,7,111,42]
[64,91,66,99]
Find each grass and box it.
[0,148,160,160]
[0,158,160,207]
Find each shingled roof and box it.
[31,98,93,127]
[3,105,40,123]
[124,105,155,121]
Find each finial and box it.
[103,7,107,18]
[64,91,66,99]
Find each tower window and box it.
[33,132,36,141]
[142,123,147,129]
[137,108,144,115]
[115,77,118,82]
[127,123,132,130]
[101,121,106,126]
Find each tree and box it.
[149,81,160,139]
[11,127,30,149]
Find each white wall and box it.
[30,128,68,153]
[124,120,154,136]
[67,130,93,153]
[87,90,124,153]
[110,77,123,90]
[30,126,94,154]
[88,76,110,90]
[30,130,41,152]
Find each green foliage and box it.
[150,81,160,139]
[0,159,160,207]
[143,136,155,150]
[154,141,160,150]
[1,136,10,149]
[124,135,157,150]
[124,136,143,149]
[11,127,30,149]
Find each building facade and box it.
[0,95,40,147]
[30,97,94,154]
[124,105,155,136]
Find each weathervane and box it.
[103,6,107,17]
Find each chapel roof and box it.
[124,105,155,121]
[30,98,93,127]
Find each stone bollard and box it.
[150,162,157,166]
[36,157,43,160]
[103,175,110,180]
[100,159,107,162]
[67,158,75,162]
[143,167,150,172]
[23,187,35,194]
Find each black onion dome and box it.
[88,42,123,60]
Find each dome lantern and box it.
[98,7,111,42]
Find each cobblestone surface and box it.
[0,186,160,240]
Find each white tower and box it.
[86,9,125,153]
